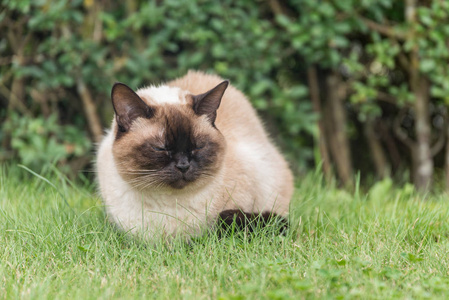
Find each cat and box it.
[96,70,294,241]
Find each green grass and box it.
[2,166,449,299]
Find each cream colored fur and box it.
[96,71,294,240]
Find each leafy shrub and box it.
[1,0,449,187]
[1,113,91,174]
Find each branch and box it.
[376,91,401,106]
[377,121,402,170]
[267,0,293,17]
[307,65,332,179]
[393,108,416,149]
[377,90,414,108]
[76,78,103,143]
[268,0,283,15]
[0,81,31,115]
[431,130,446,157]
[360,17,406,40]
[431,110,447,157]
[397,51,411,73]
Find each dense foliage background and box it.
[1,0,449,190]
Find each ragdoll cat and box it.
[96,71,293,240]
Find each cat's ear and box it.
[192,80,229,124]
[111,82,154,132]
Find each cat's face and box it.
[110,81,228,190]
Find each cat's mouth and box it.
[169,174,196,189]
[169,180,188,189]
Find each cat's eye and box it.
[193,145,205,151]
[152,146,167,152]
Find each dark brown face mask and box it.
[110,81,228,190]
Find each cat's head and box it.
[110,81,228,191]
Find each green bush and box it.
[1,113,91,174]
[0,0,316,174]
[2,0,449,188]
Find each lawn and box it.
[1,166,449,299]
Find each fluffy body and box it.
[96,71,293,240]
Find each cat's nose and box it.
[176,162,190,173]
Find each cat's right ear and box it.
[111,83,154,132]
[192,80,229,124]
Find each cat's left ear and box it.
[192,80,229,124]
[111,82,154,132]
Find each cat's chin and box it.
[168,174,203,190]
[169,179,190,189]
[166,171,206,190]
[166,173,215,191]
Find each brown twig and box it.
[76,78,104,143]
[376,90,404,106]
[393,108,416,149]
[0,81,31,115]
[307,65,332,179]
[360,17,406,40]
[267,0,293,17]
[430,109,447,157]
